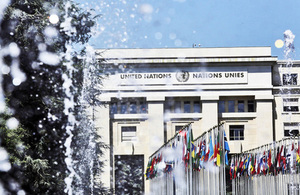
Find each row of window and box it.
[218,100,255,113]
[110,97,259,114]
[120,123,298,143]
[120,125,245,142]
[110,97,300,114]
[110,98,147,114]
[165,98,201,113]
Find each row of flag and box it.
[191,131,230,171]
[145,126,230,180]
[230,141,300,180]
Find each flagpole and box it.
[222,124,226,195]
[188,125,192,195]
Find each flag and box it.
[224,131,230,165]
[216,132,221,166]
[209,136,214,161]
[230,158,234,180]
[191,142,196,159]
[297,142,300,167]
[234,158,237,179]
[187,126,193,151]
[277,145,283,171]
[251,154,256,175]
[267,149,272,172]
[247,154,252,176]
[213,136,217,163]
[200,140,206,167]
[256,153,260,175]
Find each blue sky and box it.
[74,0,300,59]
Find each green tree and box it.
[0,0,107,194]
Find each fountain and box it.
[0,1,107,194]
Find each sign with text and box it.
[112,70,248,85]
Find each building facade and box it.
[94,47,299,193]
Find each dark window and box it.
[228,101,235,112]
[229,125,244,140]
[238,100,244,112]
[248,100,255,112]
[184,101,191,113]
[283,74,297,85]
[140,102,147,114]
[283,98,299,112]
[174,101,181,113]
[175,125,184,132]
[121,126,137,142]
[218,100,225,113]
[129,102,137,114]
[110,103,118,114]
[121,102,128,114]
[284,123,299,137]
[194,101,201,113]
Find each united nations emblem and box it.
[176,70,190,82]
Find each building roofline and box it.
[96,47,273,60]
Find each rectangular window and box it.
[247,100,255,112]
[184,101,191,113]
[110,103,118,114]
[283,73,297,85]
[193,101,201,113]
[238,100,244,112]
[140,102,147,114]
[218,100,225,113]
[283,98,299,112]
[120,102,128,114]
[129,102,137,114]
[121,126,137,142]
[284,123,300,137]
[229,125,244,140]
[228,100,235,112]
[175,125,184,132]
[174,101,181,113]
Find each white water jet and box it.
[282,30,296,195]
[60,1,78,194]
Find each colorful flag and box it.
[296,144,300,166]
[209,136,214,161]
[230,158,234,180]
[224,131,230,165]
[216,133,221,166]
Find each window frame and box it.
[283,98,299,112]
[110,98,148,114]
[283,123,300,137]
[229,125,244,141]
[282,73,298,85]
[121,126,137,142]
[218,97,256,113]
[165,97,202,114]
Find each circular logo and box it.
[176,70,190,82]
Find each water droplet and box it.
[6,117,19,129]
[49,14,59,24]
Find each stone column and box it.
[94,102,111,190]
[144,96,165,193]
[201,96,219,132]
[256,99,274,146]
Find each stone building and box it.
[93,47,299,194]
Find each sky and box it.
[74,0,300,59]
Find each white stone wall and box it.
[95,47,279,193]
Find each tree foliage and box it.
[0,0,106,194]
